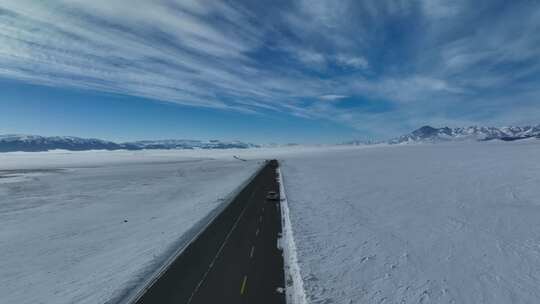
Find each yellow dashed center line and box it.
[250,246,255,259]
[240,275,248,295]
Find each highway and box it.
[132,159,285,304]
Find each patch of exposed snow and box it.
[280,140,540,303]
[0,145,358,170]
[0,146,351,304]
[0,156,262,304]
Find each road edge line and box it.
[277,165,308,304]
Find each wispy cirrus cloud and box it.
[1,0,540,138]
[319,94,348,101]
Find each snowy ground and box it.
[0,153,265,304]
[0,145,349,171]
[3,141,539,304]
[280,140,540,304]
[0,145,355,304]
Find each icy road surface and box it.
[0,155,261,304]
[281,140,540,304]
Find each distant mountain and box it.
[0,135,125,152]
[0,135,258,152]
[388,125,540,144]
[131,139,257,150]
[342,139,378,146]
[258,143,300,148]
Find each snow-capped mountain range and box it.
[2,124,539,152]
[0,134,258,152]
[344,125,540,145]
[389,125,540,144]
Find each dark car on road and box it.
[266,191,278,201]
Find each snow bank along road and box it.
[132,160,285,304]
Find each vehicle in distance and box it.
[266,191,278,201]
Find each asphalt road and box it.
[133,159,285,304]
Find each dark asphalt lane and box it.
[132,160,285,304]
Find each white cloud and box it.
[298,0,351,29]
[284,47,368,71]
[335,54,369,69]
[345,75,464,104]
[420,0,461,18]
[293,48,327,66]
[0,1,270,110]
[319,94,348,101]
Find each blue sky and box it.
[1,0,539,143]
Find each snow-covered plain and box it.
[280,140,540,304]
[0,145,348,170]
[3,140,539,304]
[0,153,266,304]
